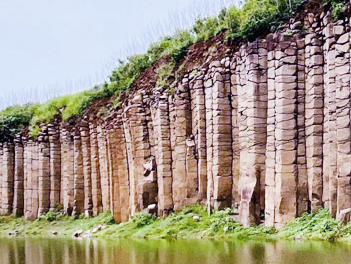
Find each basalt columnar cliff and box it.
[1,0,351,229]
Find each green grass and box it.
[0,211,115,237]
[3,206,351,243]
[323,0,349,20]
[1,0,347,138]
[279,209,343,242]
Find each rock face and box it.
[0,4,351,229]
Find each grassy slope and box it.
[1,0,348,139]
[1,205,351,242]
[5,0,347,138]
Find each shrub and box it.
[0,104,38,138]
[209,208,241,232]
[132,212,156,228]
[280,209,342,241]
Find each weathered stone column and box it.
[265,34,277,227]
[190,71,207,204]
[31,141,39,219]
[106,122,120,222]
[38,128,50,216]
[0,143,3,213]
[23,139,31,219]
[73,126,84,216]
[334,24,351,216]
[1,141,14,215]
[171,77,192,210]
[240,40,267,227]
[237,46,250,224]
[297,36,308,216]
[304,10,326,212]
[230,57,241,205]
[274,36,298,229]
[13,135,24,216]
[212,68,233,210]
[48,123,61,209]
[89,122,103,215]
[62,126,74,215]
[97,124,110,211]
[154,94,173,216]
[124,95,154,215]
[205,68,214,211]
[323,23,338,216]
[115,118,130,222]
[80,118,93,217]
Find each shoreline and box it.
[1,206,351,243]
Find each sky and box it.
[0,0,238,109]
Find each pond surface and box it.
[0,238,351,264]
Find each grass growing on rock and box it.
[3,205,351,242]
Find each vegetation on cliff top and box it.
[1,205,351,242]
[0,0,349,139]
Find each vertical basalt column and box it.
[240,41,267,227]
[323,24,337,216]
[231,58,241,205]
[23,139,31,219]
[80,118,93,217]
[0,143,3,213]
[212,68,233,210]
[125,96,154,215]
[142,95,158,211]
[185,75,199,204]
[171,78,193,210]
[13,136,24,216]
[89,123,103,215]
[265,34,277,227]
[48,123,61,209]
[297,37,308,216]
[73,126,84,215]
[334,24,351,216]
[31,141,39,219]
[62,127,74,215]
[97,125,110,211]
[155,95,173,216]
[204,69,214,211]
[190,72,207,204]
[237,47,249,223]
[115,118,130,222]
[305,31,324,212]
[123,109,137,215]
[274,36,298,229]
[106,123,121,222]
[257,39,268,213]
[38,128,50,216]
[1,141,14,215]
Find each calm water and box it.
[0,238,351,264]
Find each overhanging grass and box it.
[1,0,348,138]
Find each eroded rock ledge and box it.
[1,4,351,229]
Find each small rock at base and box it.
[73,230,83,238]
[193,215,200,221]
[295,235,301,241]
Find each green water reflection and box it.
[0,238,350,264]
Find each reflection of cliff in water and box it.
[0,238,351,264]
